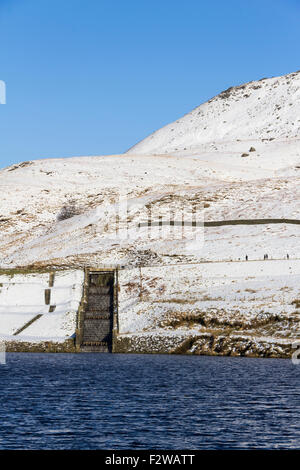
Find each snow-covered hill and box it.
[127,70,300,156]
[1,70,299,269]
[0,152,299,269]
[0,70,299,355]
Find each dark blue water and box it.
[0,353,299,449]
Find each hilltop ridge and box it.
[127,70,300,156]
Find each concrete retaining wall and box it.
[0,270,84,348]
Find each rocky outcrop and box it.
[114,332,294,358]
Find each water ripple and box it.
[0,353,299,449]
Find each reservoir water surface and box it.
[0,353,299,449]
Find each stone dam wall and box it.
[0,260,299,357]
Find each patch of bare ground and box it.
[158,309,297,334]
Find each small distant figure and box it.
[264,254,266,260]
[287,253,289,260]
[245,255,248,261]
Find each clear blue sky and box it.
[0,0,299,168]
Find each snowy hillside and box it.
[116,259,300,357]
[0,153,299,269]
[1,70,299,269]
[127,70,300,156]
[0,70,299,355]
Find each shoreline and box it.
[3,332,296,359]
